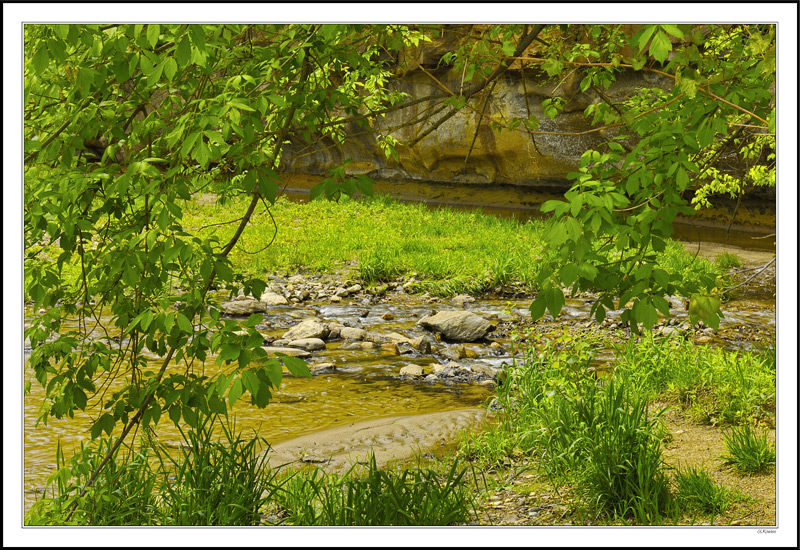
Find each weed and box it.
[674,465,731,515]
[721,424,776,475]
[273,454,477,525]
[715,251,744,271]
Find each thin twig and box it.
[722,257,775,294]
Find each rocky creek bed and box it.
[24,244,778,524]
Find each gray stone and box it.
[260,291,289,306]
[283,318,329,341]
[261,346,312,358]
[658,326,681,338]
[399,364,424,377]
[221,299,267,316]
[442,344,467,361]
[339,327,368,341]
[288,338,326,351]
[416,310,495,342]
[452,294,476,305]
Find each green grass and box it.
[613,333,776,426]
[26,411,479,526]
[721,424,776,475]
[457,332,775,525]
[179,193,720,297]
[674,465,732,515]
[269,454,478,526]
[181,194,551,296]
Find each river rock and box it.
[399,364,424,377]
[381,343,399,354]
[470,363,498,380]
[452,294,476,305]
[288,338,326,351]
[262,346,312,358]
[412,337,432,355]
[416,310,495,342]
[339,327,368,341]
[283,318,330,341]
[260,291,290,306]
[221,299,267,315]
[443,344,467,361]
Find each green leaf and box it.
[217,343,240,363]
[176,312,193,334]
[560,263,579,286]
[72,386,87,410]
[146,24,160,49]
[660,24,684,39]
[176,36,191,68]
[163,57,178,81]
[632,298,659,330]
[354,174,374,197]
[577,262,599,281]
[214,260,234,283]
[529,293,547,321]
[263,359,283,387]
[649,31,672,64]
[242,369,261,397]
[688,294,722,328]
[228,378,243,407]
[276,353,312,378]
[636,25,657,52]
[31,46,49,75]
[91,413,115,439]
[541,199,565,213]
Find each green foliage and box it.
[25,414,281,526]
[272,454,477,526]
[578,381,676,524]
[530,24,775,331]
[714,251,743,270]
[613,334,776,426]
[25,438,161,526]
[23,24,423,473]
[460,331,774,524]
[721,424,776,475]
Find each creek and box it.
[22,185,776,512]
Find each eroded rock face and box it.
[279,61,672,187]
[416,310,495,342]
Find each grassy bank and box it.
[457,332,776,525]
[183,194,722,297]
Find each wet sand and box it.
[264,408,490,473]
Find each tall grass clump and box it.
[25,438,162,526]
[155,413,280,526]
[578,381,676,524]
[721,424,776,475]
[461,333,678,524]
[272,454,477,526]
[26,413,279,526]
[673,465,732,515]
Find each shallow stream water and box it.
[23,283,775,508]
